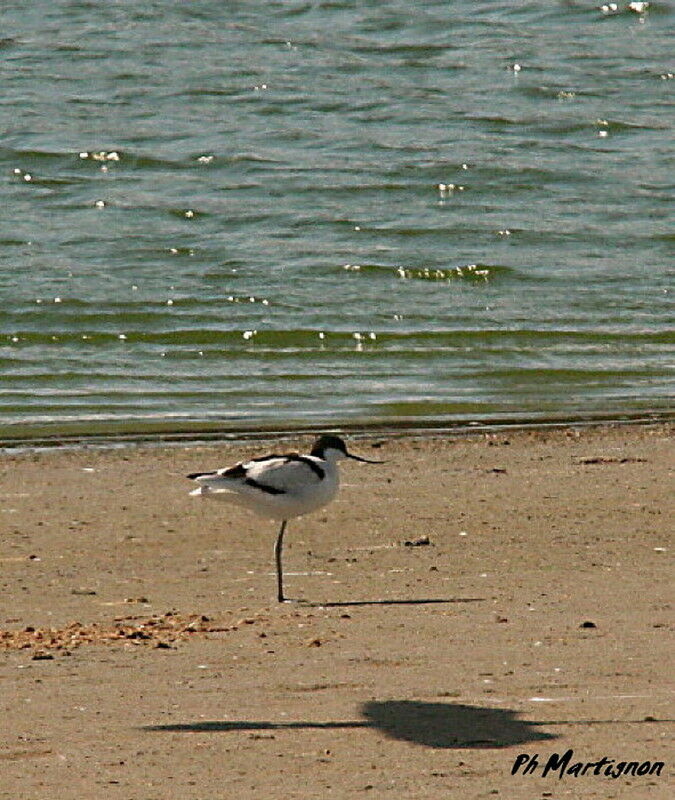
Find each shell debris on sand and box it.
[0,612,230,653]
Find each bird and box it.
[187,434,384,602]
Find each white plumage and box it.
[187,434,383,602]
[189,452,338,520]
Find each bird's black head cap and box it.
[310,434,384,463]
[310,434,348,458]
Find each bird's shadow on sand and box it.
[144,700,557,749]
[292,597,485,608]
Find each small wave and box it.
[342,262,514,282]
[0,147,78,164]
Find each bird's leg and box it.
[274,520,288,603]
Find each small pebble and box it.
[32,651,54,661]
[404,536,431,547]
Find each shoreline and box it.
[1,408,672,452]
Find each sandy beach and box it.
[1,422,673,799]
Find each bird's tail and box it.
[188,470,241,497]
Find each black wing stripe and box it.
[222,463,247,478]
[284,454,325,479]
[188,462,247,480]
[188,454,324,484]
[249,452,325,479]
[245,477,286,495]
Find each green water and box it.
[1,1,673,442]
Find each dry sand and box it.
[1,422,673,798]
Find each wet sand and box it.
[1,423,673,798]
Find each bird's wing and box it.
[243,455,325,494]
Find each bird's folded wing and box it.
[243,456,323,494]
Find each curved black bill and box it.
[346,452,386,464]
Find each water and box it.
[1,1,673,442]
